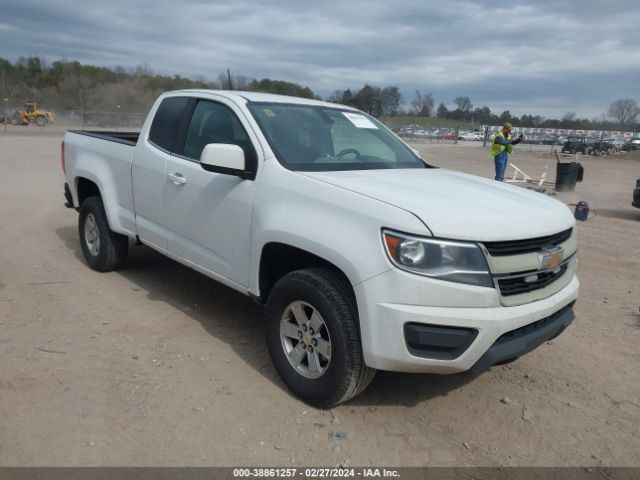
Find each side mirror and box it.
[200,143,254,180]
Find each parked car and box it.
[588,139,613,155]
[623,140,640,151]
[561,137,589,154]
[439,130,458,140]
[62,90,579,407]
[633,177,640,208]
[460,131,483,141]
[609,138,626,152]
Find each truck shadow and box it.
[350,371,480,407]
[56,225,479,408]
[594,208,640,221]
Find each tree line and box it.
[1,55,638,130]
[332,87,640,131]
[0,56,318,116]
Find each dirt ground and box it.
[0,129,639,467]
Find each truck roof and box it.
[168,89,357,110]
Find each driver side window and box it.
[330,115,396,161]
[183,100,257,170]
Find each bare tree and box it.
[54,62,98,125]
[454,96,473,113]
[326,89,354,106]
[411,90,434,116]
[608,99,640,126]
[327,89,346,104]
[217,72,254,90]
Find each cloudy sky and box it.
[1,0,639,118]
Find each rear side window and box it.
[148,97,190,152]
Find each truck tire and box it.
[265,267,375,408]
[35,115,46,126]
[78,196,128,272]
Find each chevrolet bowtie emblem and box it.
[538,246,564,269]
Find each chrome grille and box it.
[497,262,569,296]
[483,228,572,257]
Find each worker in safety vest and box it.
[490,122,523,181]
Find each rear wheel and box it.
[265,268,375,408]
[78,197,128,271]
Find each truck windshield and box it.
[248,102,428,171]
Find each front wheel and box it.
[265,268,375,408]
[78,197,129,271]
[35,115,47,126]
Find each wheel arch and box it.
[72,175,133,236]
[258,242,355,306]
[75,176,102,206]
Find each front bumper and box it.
[354,270,579,373]
[469,302,574,372]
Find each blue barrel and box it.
[574,201,589,221]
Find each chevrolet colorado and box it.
[62,90,579,407]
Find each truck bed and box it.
[68,130,139,146]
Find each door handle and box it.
[167,172,187,185]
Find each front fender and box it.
[248,161,429,295]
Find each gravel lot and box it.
[0,128,639,467]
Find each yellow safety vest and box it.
[490,131,513,157]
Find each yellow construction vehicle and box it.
[11,103,55,126]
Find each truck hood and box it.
[300,168,574,241]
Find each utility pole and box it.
[1,68,6,132]
[227,69,233,90]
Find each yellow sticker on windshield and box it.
[263,109,276,117]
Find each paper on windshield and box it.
[342,112,378,129]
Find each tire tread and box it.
[265,267,375,408]
[79,196,128,272]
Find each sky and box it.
[1,0,639,119]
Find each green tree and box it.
[454,96,472,113]
[250,78,317,99]
[352,84,382,116]
[381,86,401,116]
[0,57,18,99]
[472,106,492,125]
[498,110,512,124]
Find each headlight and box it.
[382,230,493,287]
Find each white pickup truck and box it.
[62,90,579,407]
